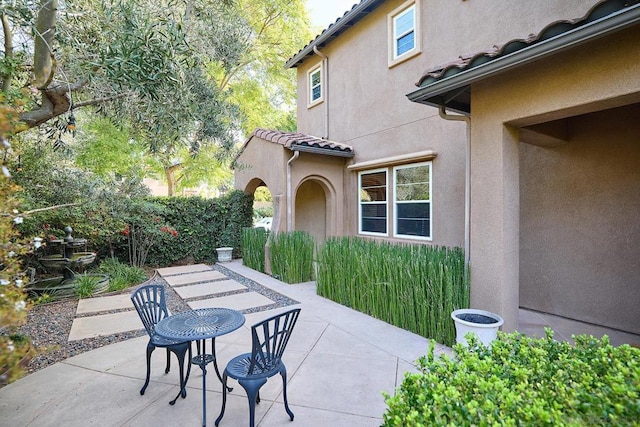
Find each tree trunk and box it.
[33,0,58,89]
[165,164,182,196]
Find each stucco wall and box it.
[234,138,290,232]
[469,25,640,332]
[295,0,476,248]
[520,105,640,335]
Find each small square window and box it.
[308,65,323,107]
[388,0,421,67]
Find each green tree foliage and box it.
[218,0,314,135]
[74,113,156,181]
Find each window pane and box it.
[396,183,429,201]
[395,8,414,37]
[360,170,388,234]
[311,71,321,86]
[396,164,429,185]
[312,85,321,101]
[362,218,387,233]
[396,31,415,56]
[360,171,387,201]
[362,204,387,233]
[397,202,430,237]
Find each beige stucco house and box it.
[234,0,640,336]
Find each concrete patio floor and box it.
[1,260,638,426]
[0,261,450,427]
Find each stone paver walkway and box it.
[67,263,292,342]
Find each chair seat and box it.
[150,332,189,348]
[225,353,282,380]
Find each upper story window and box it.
[308,64,323,107]
[388,0,421,67]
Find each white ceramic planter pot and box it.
[451,308,504,347]
[216,247,233,262]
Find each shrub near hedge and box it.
[383,330,640,426]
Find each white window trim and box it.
[307,64,323,108]
[358,168,389,237]
[387,0,421,68]
[392,161,433,241]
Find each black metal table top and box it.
[155,307,245,341]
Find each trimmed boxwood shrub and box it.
[383,330,640,426]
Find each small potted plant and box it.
[451,308,503,347]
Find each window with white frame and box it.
[394,162,431,239]
[308,65,322,106]
[359,169,388,235]
[388,0,421,67]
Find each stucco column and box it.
[469,123,520,332]
[265,194,283,275]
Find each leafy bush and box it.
[94,258,146,292]
[317,237,469,346]
[73,274,99,298]
[242,227,268,273]
[270,231,315,284]
[149,190,253,265]
[383,331,640,426]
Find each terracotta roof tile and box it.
[416,0,635,87]
[232,129,353,164]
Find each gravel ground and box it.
[18,264,298,376]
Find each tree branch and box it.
[72,93,128,109]
[1,13,13,93]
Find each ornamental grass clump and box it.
[383,330,640,426]
[269,231,315,284]
[316,237,469,346]
[241,227,268,273]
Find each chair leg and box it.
[280,365,294,420]
[165,348,171,374]
[214,372,229,426]
[169,343,191,405]
[141,342,155,395]
[238,378,267,427]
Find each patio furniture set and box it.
[131,284,301,427]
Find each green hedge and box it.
[383,331,640,426]
[316,237,469,346]
[146,190,253,265]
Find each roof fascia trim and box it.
[290,144,354,158]
[407,4,640,105]
[285,0,381,69]
[347,150,437,170]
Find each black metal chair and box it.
[130,284,191,404]
[215,308,301,427]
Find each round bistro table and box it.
[155,307,245,427]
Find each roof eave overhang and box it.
[407,3,640,114]
[290,144,354,158]
[285,0,384,69]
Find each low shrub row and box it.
[383,331,640,426]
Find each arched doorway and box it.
[295,179,329,244]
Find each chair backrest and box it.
[248,308,301,375]
[131,284,170,337]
